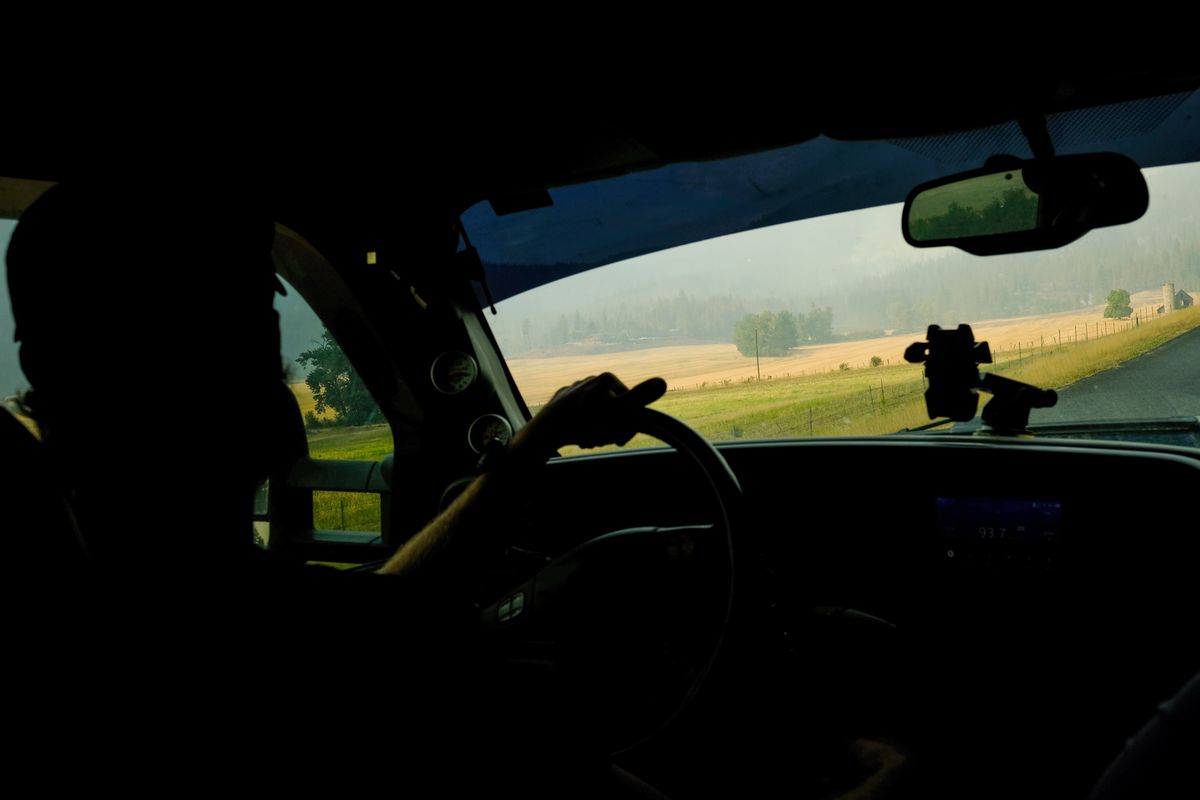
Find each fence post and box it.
[808,407,813,436]
[340,498,346,529]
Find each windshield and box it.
[472,133,1200,452]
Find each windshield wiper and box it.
[1026,416,1200,438]
[896,416,1200,446]
[894,418,955,433]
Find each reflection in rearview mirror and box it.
[902,153,1149,256]
[908,170,1039,241]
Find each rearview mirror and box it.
[902,153,1148,255]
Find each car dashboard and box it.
[521,435,1200,798]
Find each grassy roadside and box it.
[773,305,1200,439]
[302,423,392,532]
[305,423,392,461]
[312,490,381,533]
[987,306,1200,391]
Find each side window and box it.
[277,277,389,536]
[0,220,29,426]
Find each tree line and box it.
[835,228,1200,332]
[488,218,1199,356]
[496,292,767,352]
[909,187,1040,241]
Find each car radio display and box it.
[936,497,1062,544]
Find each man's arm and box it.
[377,373,666,578]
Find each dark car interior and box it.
[4,69,1200,797]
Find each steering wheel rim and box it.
[481,407,741,755]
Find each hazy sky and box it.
[494,162,1200,322]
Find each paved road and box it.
[1032,325,1200,424]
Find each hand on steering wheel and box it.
[483,402,740,756]
[510,373,668,460]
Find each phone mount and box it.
[904,324,1057,435]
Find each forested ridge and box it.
[490,221,1200,356]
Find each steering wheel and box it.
[481,407,740,755]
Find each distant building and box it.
[1176,289,1194,310]
[1163,282,1176,315]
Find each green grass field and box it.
[312,490,382,533]
[299,305,1200,521]
[301,424,392,532]
[305,424,393,461]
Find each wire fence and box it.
[312,491,381,532]
[715,377,929,441]
[987,303,1160,359]
[691,303,1191,442]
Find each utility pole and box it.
[755,329,761,380]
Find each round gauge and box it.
[467,414,513,454]
[430,351,479,395]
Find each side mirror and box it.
[902,153,1149,255]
